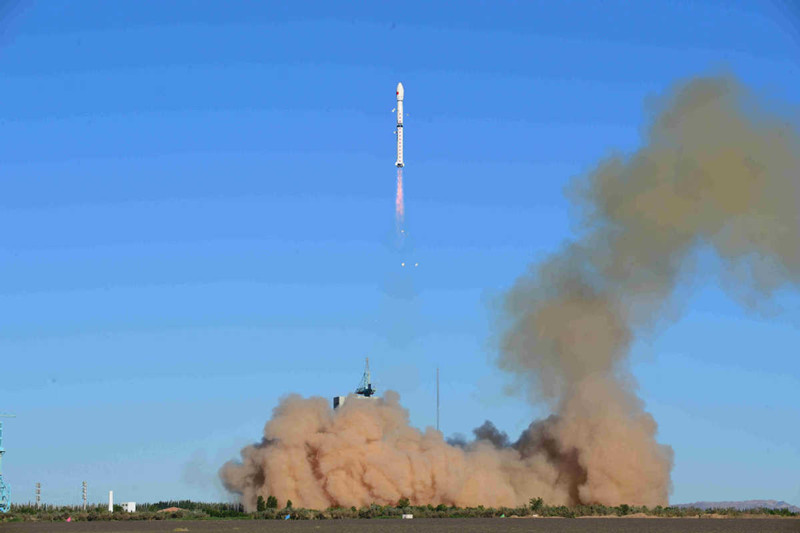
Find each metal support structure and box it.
[355,357,376,397]
[0,414,16,513]
[333,358,379,410]
[82,481,87,510]
[35,483,41,509]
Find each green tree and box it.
[256,496,266,512]
[286,499,293,509]
[397,498,410,508]
[529,497,544,513]
[266,495,278,509]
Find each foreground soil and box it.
[2,518,799,533]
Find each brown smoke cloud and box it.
[221,75,800,510]
[220,393,571,510]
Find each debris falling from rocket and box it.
[221,74,800,511]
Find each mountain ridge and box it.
[674,500,799,513]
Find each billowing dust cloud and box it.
[220,393,573,510]
[221,75,800,510]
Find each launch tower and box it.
[333,358,377,409]
[355,357,376,397]
[0,414,15,513]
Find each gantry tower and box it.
[333,358,377,409]
[355,357,376,397]
[0,414,15,513]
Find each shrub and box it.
[529,497,544,513]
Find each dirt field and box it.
[2,518,798,533]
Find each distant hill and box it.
[675,500,800,513]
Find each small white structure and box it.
[108,490,113,512]
[401,514,413,519]
[332,396,347,409]
[122,502,136,513]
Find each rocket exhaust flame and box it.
[395,168,404,235]
[221,75,800,511]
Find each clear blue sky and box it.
[2,0,798,507]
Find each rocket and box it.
[395,82,404,168]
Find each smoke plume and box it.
[221,75,800,510]
[220,393,574,510]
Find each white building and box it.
[122,502,136,513]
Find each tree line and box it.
[2,498,797,522]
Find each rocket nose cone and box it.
[396,82,404,100]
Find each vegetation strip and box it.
[3,498,798,522]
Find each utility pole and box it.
[35,483,41,509]
[82,481,87,510]
[0,414,16,513]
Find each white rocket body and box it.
[395,83,404,168]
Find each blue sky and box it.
[1,0,799,506]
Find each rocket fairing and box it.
[395,82,404,168]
